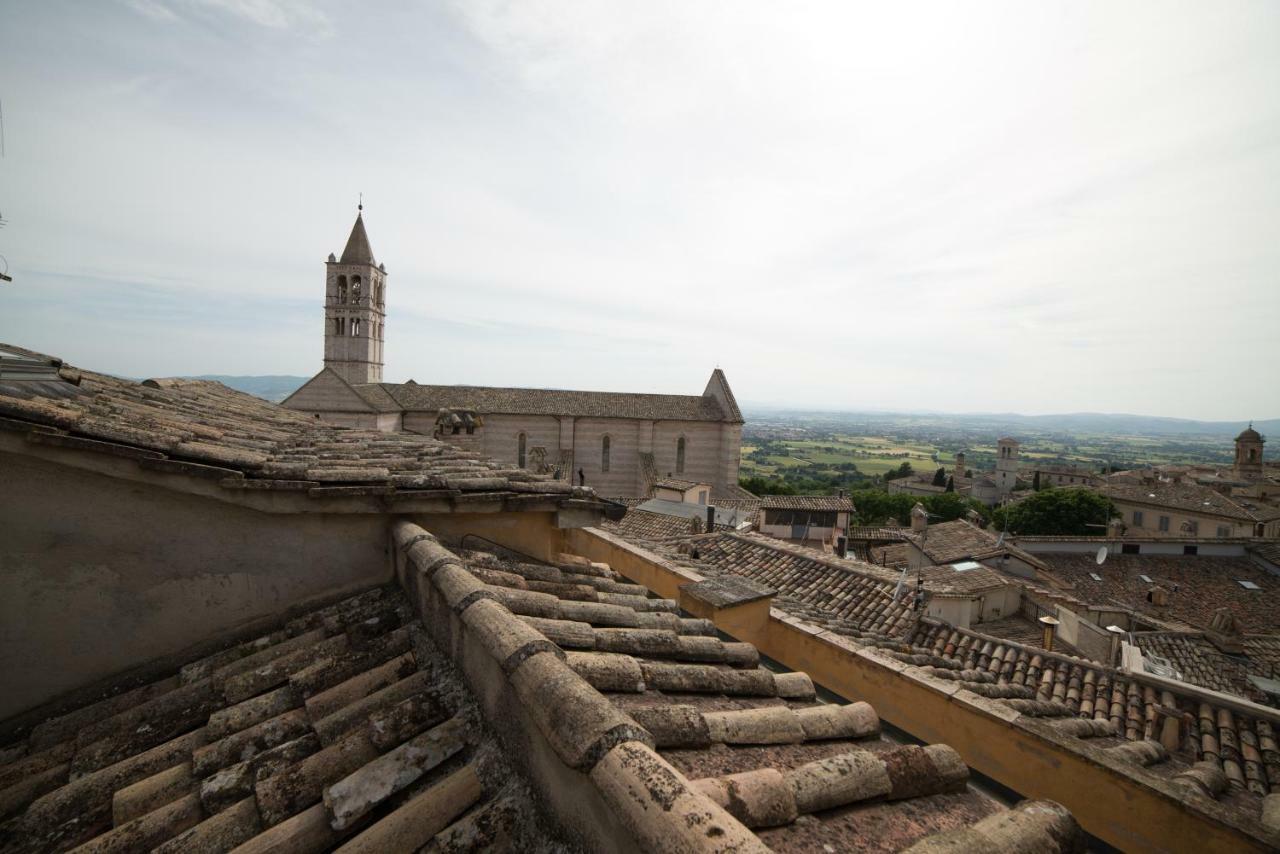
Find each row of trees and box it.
[739,478,1118,536]
[847,489,990,526]
[991,488,1117,536]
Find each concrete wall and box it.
[0,452,391,720]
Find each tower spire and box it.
[358,192,362,213]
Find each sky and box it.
[0,1,1277,421]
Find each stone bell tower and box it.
[1234,424,1265,481]
[995,437,1019,499]
[323,204,386,384]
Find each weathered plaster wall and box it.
[0,452,391,720]
[414,511,568,564]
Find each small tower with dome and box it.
[1233,423,1265,480]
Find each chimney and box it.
[706,505,716,532]
[1038,615,1060,652]
[1106,625,1126,667]
[836,536,848,558]
[910,503,928,534]
[1148,585,1169,608]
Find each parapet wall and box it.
[390,520,767,853]
[0,452,391,723]
[566,526,1274,854]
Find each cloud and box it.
[1,1,1278,420]
[124,0,333,37]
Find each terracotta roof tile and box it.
[370,382,741,423]
[0,344,598,509]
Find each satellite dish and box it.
[1096,546,1108,566]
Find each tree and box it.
[1032,471,1042,491]
[884,462,915,482]
[990,488,1116,536]
[738,476,796,496]
[847,489,989,526]
[931,468,946,487]
[945,476,954,492]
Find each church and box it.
[284,209,746,498]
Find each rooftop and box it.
[0,585,557,853]
[1104,479,1280,523]
[0,344,598,513]
[595,519,1280,846]
[652,477,707,491]
[347,367,744,424]
[1133,632,1280,707]
[758,495,856,512]
[1032,552,1280,633]
[438,538,1046,852]
[602,507,734,542]
[0,511,1083,853]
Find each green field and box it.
[742,435,944,479]
[738,412,1238,495]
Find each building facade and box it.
[285,211,745,497]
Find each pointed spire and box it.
[340,201,376,265]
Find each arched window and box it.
[517,433,527,468]
[676,436,686,474]
[601,435,611,472]
[352,276,362,303]
[351,317,361,336]
[336,275,348,304]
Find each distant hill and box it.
[742,405,1279,438]
[186,375,310,403]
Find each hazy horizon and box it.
[2,1,1278,421]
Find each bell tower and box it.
[1233,424,1265,480]
[995,437,1019,499]
[324,202,386,384]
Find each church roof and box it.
[338,213,376,266]
[369,381,742,423]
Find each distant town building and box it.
[1234,423,1266,480]
[995,436,1019,499]
[754,494,853,547]
[1103,478,1280,539]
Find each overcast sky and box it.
[1,1,1277,420]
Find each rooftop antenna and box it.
[358,192,363,213]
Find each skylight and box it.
[1238,580,1262,590]
[1089,573,1103,582]
[951,561,981,572]
[1139,574,1154,583]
